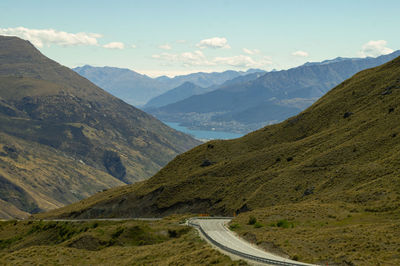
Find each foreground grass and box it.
[0,217,244,265]
[230,202,400,265]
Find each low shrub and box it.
[229,223,240,230]
[253,222,263,228]
[248,216,257,225]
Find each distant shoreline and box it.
[163,121,243,141]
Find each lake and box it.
[164,122,243,141]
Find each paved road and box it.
[30,216,313,265]
[190,218,313,265]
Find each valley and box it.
[146,51,400,134]
[1,1,400,265]
[36,53,400,265]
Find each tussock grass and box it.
[0,218,244,265]
[231,203,400,265]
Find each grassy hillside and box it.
[39,55,400,264]
[0,36,200,218]
[0,218,242,265]
[41,55,400,217]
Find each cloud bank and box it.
[152,50,271,68]
[159,43,172,50]
[243,48,260,55]
[152,50,212,66]
[359,40,393,57]
[197,37,230,49]
[214,55,271,68]
[103,42,125,49]
[292,50,309,57]
[0,27,102,48]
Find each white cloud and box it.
[181,50,213,66]
[152,50,213,66]
[138,69,219,78]
[159,43,172,50]
[197,37,230,49]
[0,26,102,48]
[131,44,137,48]
[359,40,394,57]
[213,55,271,68]
[103,42,125,49]
[292,50,309,57]
[153,48,272,68]
[243,48,260,55]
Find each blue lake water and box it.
[164,122,243,141]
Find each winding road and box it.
[189,218,313,266]
[38,217,313,265]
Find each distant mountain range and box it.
[0,36,200,218]
[145,82,208,108]
[147,51,400,133]
[144,71,266,109]
[73,65,165,107]
[74,66,265,106]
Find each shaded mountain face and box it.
[145,82,208,108]
[74,66,265,107]
[144,71,266,109]
[42,55,400,220]
[148,51,400,133]
[0,36,200,218]
[154,69,265,91]
[73,65,166,107]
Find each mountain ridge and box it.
[0,35,200,218]
[148,50,400,133]
[74,66,266,106]
[145,82,207,108]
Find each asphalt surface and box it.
[191,218,313,265]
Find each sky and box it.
[1,0,400,77]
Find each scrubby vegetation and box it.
[231,203,400,265]
[0,217,243,265]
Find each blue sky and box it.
[1,0,399,77]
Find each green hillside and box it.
[39,55,400,264]
[0,36,200,218]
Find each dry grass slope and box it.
[0,217,245,265]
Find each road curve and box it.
[189,218,313,266]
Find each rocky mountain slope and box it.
[0,36,200,218]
